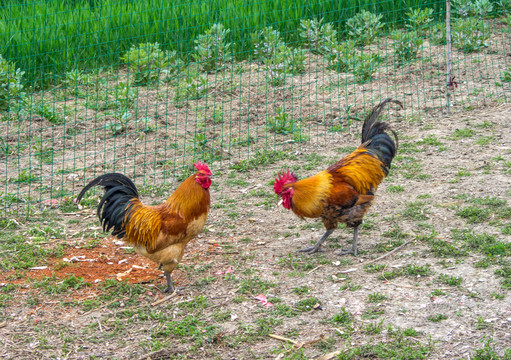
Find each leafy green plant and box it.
[0,136,12,157]
[266,108,299,135]
[189,133,208,151]
[174,72,209,105]
[252,26,306,84]
[346,10,384,47]
[121,42,179,85]
[33,139,54,164]
[252,26,286,60]
[282,47,307,75]
[33,102,63,125]
[406,8,433,37]
[0,54,26,112]
[105,121,125,136]
[452,18,489,52]
[325,41,356,72]
[208,105,224,124]
[63,68,90,97]
[64,69,89,87]
[351,52,379,82]
[453,0,493,17]
[262,44,307,85]
[299,18,337,54]
[138,117,154,133]
[473,0,493,17]
[392,31,423,64]
[113,81,137,109]
[500,67,511,82]
[430,23,447,45]
[264,61,287,86]
[11,170,40,183]
[193,23,232,72]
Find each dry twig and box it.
[364,241,412,265]
[151,290,177,306]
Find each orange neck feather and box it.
[165,174,210,219]
[287,170,332,218]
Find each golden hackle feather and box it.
[328,147,387,195]
[287,171,333,218]
[124,200,162,250]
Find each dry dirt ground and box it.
[1,102,511,359]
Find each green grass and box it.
[294,297,321,312]
[237,276,276,295]
[329,308,353,325]
[387,185,404,193]
[453,128,475,138]
[231,150,288,172]
[437,273,462,286]
[455,206,491,223]
[427,313,448,322]
[32,274,90,294]
[402,201,429,220]
[337,337,432,359]
[0,0,443,85]
[368,292,388,303]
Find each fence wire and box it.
[0,0,509,216]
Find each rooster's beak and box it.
[277,199,283,206]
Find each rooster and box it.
[76,162,212,293]
[274,98,401,256]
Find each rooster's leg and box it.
[338,226,359,256]
[164,271,175,293]
[299,229,334,255]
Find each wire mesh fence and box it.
[0,0,510,217]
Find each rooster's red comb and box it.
[194,161,212,175]
[273,169,298,194]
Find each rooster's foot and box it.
[163,285,175,293]
[337,248,357,256]
[298,246,324,255]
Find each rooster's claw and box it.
[337,248,357,256]
[298,246,324,255]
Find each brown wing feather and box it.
[326,181,360,208]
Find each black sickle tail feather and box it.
[76,173,139,238]
[361,98,402,169]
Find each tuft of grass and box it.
[403,264,433,277]
[453,128,475,138]
[430,289,446,296]
[402,201,429,220]
[338,337,432,359]
[495,267,511,289]
[427,313,448,322]
[455,206,491,223]
[364,264,386,273]
[329,308,353,325]
[368,292,388,303]
[437,273,462,286]
[295,297,321,312]
[231,150,288,172]
[237,277,276,295]
[33,274,90,294]
[387,185,404,193]
[291,286,310,295]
